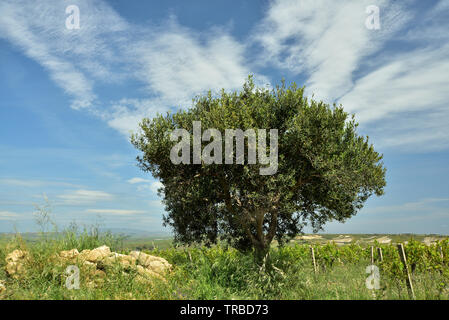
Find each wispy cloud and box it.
[57,189,114,205]
[324,197,449,233]
[127,177,151,184]
[362,197,449,214]
[131,180,164,195]
[253,0,409,101]
[102,18,269,136]
[85,209,145,215]
[148,200,164,208]
[341,46,449,122]
[0,178,81,188]
[130,19,259,105]
[1,0,448,153]
[0,1,265,137]
[149,181,164,195]
[339,3,449,151]
[0,0,128,109]
[0,179,46,188]
[102,98,174,137]
[0,211,20,220]
[255,0,449,152]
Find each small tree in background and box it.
[131,76,386,258]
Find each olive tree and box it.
[131,76,386,256]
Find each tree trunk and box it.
[254,242,269,264]
[250,209,278,263]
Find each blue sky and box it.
[0,0,448,234]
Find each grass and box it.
[2,197,445,300]
[1,230,448,300]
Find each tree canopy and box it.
[131,76,386,254]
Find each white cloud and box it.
[130,20,258,106]
[254,0,449,152]
[323,196,449,233]
[134,181,164,196]
[253,0,409,101]
[0,0,128,109]
[2,0,448,154]
[127,177,151,184]
[0,211,20,220]
[103,20,269,136]
[338,5,449,151]
[57,189,114,205]
[102,98,174,137]
[404,198,449,209]
[362,197,449,214]
[127,178,163,196]
[340,45,449,123]
[0,1,265,137]
[85,209,145,215]
[148,200,164,208]
[0,179,45,188]
[149,181,164,195]
[0,178,81,188]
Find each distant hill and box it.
[98,228,172,239]
[0,228,172,242]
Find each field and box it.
[1,228,448,300]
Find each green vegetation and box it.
[131,76,386,255]
[1,229,448,300]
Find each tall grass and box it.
[1,235,449,299]
[0,201,447,299]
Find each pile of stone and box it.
[0,280,5,294]
[4,249,29,279]
[4,245,172,286]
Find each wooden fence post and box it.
[439,246,444,275]
[397,243,416,300]
[370,246,374,264]
[310,246,317,274]
[377,247,383,262]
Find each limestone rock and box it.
[129,251,172,274]
[78,249,91,261]
[0,281,6,294]
[5,262,26,278]
[4,246,172,286]
[83,260,97,268]
[136,265,165,282]
[79,245,111,263]
[146,260,170,275]
[100,253,136,269]
[6,249,28,263]
[59,249,79,260]
[5,249,29,278]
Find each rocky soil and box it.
[1,245,172,293]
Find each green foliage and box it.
[1,232,449,300]
[131,76,387,252]
[59,222,126,252]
